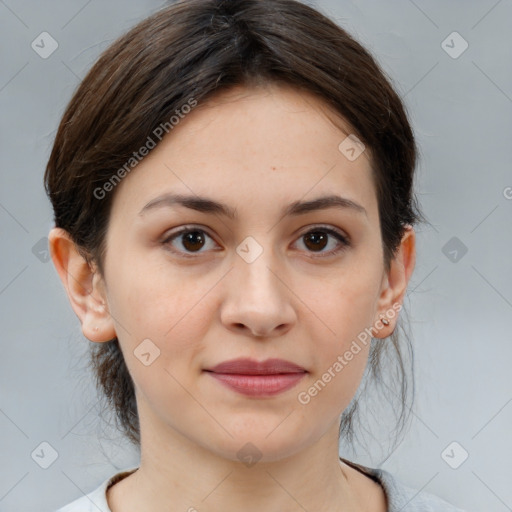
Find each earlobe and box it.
[48,227,117,342]
[374,225,416,337]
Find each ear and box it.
[373,225,416,338]
[48,227,116,342]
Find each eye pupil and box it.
[304,232,327,252]
[166,227,345,258]
[183,231,205,251]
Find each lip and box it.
[204,358,307,397]
[206,357,307,375]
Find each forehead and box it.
[109,83,377,221]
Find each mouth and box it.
[203,358,307,397]
[205,357,307,375]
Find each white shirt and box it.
[55,458,466,511]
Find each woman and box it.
[46,0,465,510]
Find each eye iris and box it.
[182,231,205,251]
[304,232,328,252]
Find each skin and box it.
[49,83,415,512]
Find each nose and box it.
[219,248,297,339]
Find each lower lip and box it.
[206,372,306,397]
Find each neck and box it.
[108,404,366,512]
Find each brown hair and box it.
[44,0,426,456]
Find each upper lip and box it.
[206,358,307,375]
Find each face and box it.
[53,83,414,463]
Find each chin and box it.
[202,423,309,465]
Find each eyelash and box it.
[161,225,350,259]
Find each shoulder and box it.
[376,467,467,511]
[54,467,139,512]
[341,458,467,512]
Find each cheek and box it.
[108,244,201,334]
[121,286,208,350]
[110,285,212,413]
[108,257,217,378]
[298,260,381,402]
[303,261,381,346]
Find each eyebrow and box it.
[138,193,367,219]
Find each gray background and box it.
[1,1,511,511]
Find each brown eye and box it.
[295,227,350,257]
[162,227,218,257]
[181,230,206,252]
[303,231,329,252]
